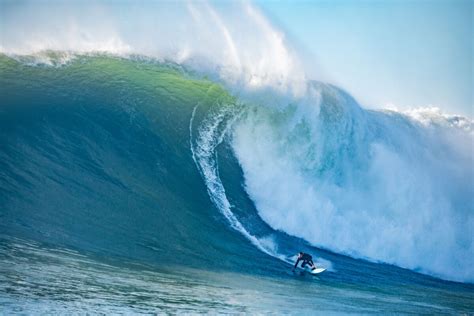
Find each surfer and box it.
[292,252,316,272]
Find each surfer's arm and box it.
[293,258,301,270]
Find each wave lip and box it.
[0,1,307,99]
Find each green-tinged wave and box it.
[0,54,259,271]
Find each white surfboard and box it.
[300,265,326,274]
[311,267,326,274]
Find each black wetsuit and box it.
[294,253,314,269]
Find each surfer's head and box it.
[298,252,303,258]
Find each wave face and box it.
[0,55,272,273]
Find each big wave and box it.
[1,1,473,283]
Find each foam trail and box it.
[190,104,293,264]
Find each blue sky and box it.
[256,0,472,116]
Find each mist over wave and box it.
[0,1,307,99]
[1,1,473,283]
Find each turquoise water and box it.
[0,54,473,314]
